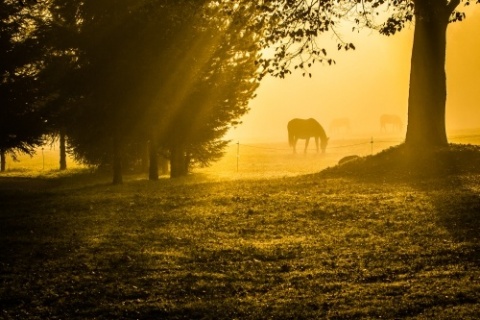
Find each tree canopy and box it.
[256,0,471,76]
[37,0,261,182]
[0,0,48,170]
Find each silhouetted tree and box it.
[0,0,47,171]
[37,0,96,171]
[43,0,260,181]
[156,3,261,177]
[255,0,475,148]
[42,0,178,182]
[38,51,80,171]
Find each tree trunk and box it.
[59,128,67,170]
[141,140,149,173]
[148,135,159,181]
[159,156,169,175]
[112,134,123,185]
[405,1,456,147]
[184,153,191,174]
[170,145,187,178]
[0,150,5,172]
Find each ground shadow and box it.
[318,143,480,183]
[417,177,480,243]
[318,143,480,261]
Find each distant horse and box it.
[330,117,351,134]
[287,118,329,153]
[380,114,402,132]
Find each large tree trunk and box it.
[112,134,123,185]
[0,150,5,172]
[59,128,67,170]
[405,0,458,147]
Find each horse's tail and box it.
[288,128,294,147]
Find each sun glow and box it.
[227,6,480,144]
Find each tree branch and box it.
[446,0,461,14]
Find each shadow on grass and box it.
[319,143,480,182]
[423,178,480,244]
[3,150,480,319]
[319,142,480,259]
[0,175,62,191]
[0,185,200,319]
[0,171,321,319]
[0,168,115,192]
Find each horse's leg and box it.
[304,137,310,154]
[293,138,297,153]
[315,137,319,153]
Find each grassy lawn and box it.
[1,148,480,319]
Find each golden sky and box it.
[227,6,480,143]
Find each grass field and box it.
[1,132,480,319]
[200,130,480,179]
[4,130,480,178]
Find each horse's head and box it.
[321,137,329,153]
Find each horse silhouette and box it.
[287,118,329,153]
[380,114,402,132]
[330,117,351,134]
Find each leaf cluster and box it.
[254,0,475,78]
[0,0,49,155]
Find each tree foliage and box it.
[39,0,261,181]
[256,0,475,77]
[155,2,261,176]
[0,0,48,169]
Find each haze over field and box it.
[227,6,480,143]
[3,3,480,318]
[8,7,480,175]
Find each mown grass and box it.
[1,145,480,319]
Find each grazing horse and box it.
[287,118,329,153]
[330,117,351,134]
[380,114,403,132]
